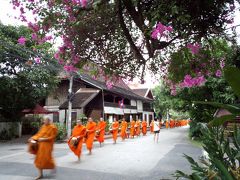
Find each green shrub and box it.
[189,121,204,139]
[55,123,67,141]
[21,116,41,135]
[174,126,240,179]
[0,128,12,140]
[8,122,19,138]
[105,120,111,132]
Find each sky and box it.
[1,0,240,89]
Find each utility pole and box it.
[167,108,169,122]
[67,74,73,138]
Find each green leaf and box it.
[191,173,202,180]
[208,114,237,127]
[211,158,234,180]
[224,67,240,98]
[235,152,240,158]
[194,101,240,114]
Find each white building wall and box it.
[143,111,154,126]
[130,100,137,106]
[137,100,143,112]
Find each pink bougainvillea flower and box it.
[215,70,222,77]
[81,0,87,7]
[34,57,41,64]
[166,26,173,32]
[187,43,201,54]
[220,59,225,69]
[28,22,40,32]
[63,65,78,72]
[18,36,26,45]
[181,74,206,88]
[54,52,60,60]
[170,88,177,96]
[92,75,97,80]
[106,80,113,89]
[151,29,159,39]
[151,22,173,39]
[31,33,38,40]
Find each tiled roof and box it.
[59,88,100,109]
[78,74,152,102]
[132,88,148,97]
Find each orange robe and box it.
[130,121,135,138]
[96,121,106,143]
[68,125,86,158]
[150,121,154,133]
[166,121,169,129]
[85,122,97,151]
[120,121,128,140]
[31,124,57,169]
[135,121,141,136]
[112,121,119,141]
[170,120,175,128]
[142,121,147,135]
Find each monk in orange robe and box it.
[120,118,128,140]
[130,119,135,138]
[112,118,119,144]
[135,120,141,137]
[85,117,97,155]
[165,121,169,129]
[141,120,147,135]
[68,119,86,161]
[28,116,57,180]
[96,118,106,147]
[150,120,154,133]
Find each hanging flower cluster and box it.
[151,22,173,39]
[187,43,201,55]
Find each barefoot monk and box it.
[85,117,97,155]
[28,116,57,180]
[68,119,86,161]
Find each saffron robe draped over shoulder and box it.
[85,122,97,151]
[166,121,169,129]
[120,121,128,140]
[112,122,119,141]
[150,121,154,133]
[96,121,106,143]
[135,121,141,136]
[68,125,86,158]
[141,121,147,135]
[31,124,57,169]
[130,121,135,137]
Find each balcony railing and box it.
[143,107,154,112]
[104,102,137,109]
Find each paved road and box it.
[0,126,202,180]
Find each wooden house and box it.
[43,73,154,125]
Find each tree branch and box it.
[116,0,145,62]
[122,0,154,58]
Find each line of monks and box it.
[67,117,148,161]
[165,119,189,129]
[28,116,189,179]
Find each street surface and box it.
[0,126,202,180]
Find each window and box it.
[123,98,130,105]
[104,94,114,102]
[53,113,59,122]
[149,114,153,121]
[115,96,122,104]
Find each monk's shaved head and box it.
[43,115,52,125]
[76,119,82,125]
